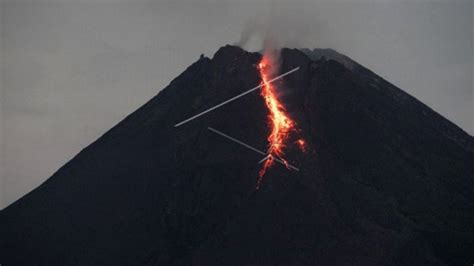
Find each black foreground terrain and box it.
[1,45,473,266]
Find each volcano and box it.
[1,45,473,266]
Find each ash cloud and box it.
[233,5,320,79]
[233,4,321,52]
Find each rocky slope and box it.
[1,45,473,265]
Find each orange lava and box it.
[296,139,306,153]
[257,54,298,187]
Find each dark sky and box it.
[1,0,472,208]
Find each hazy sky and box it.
[1,0,472,209]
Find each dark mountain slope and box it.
[1,45,473,266]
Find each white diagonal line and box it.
[208,127,266,156]
[258,154,271,164]
[174,67,300,127]
[208,127,299,171]
[270,155,300,171]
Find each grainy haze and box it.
[0,0,472,209]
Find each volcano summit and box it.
[1,45,473,266]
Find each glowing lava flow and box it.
[257,54,301,187]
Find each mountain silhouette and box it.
[1,45,473,265]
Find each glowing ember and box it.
[257,53,302,188]
[296,139,306,152]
